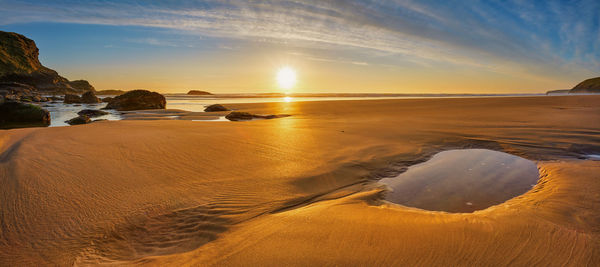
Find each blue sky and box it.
[0,0,598,93]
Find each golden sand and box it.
[1,96,599,265]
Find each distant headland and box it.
[547,76,600,95]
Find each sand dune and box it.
[1,96,599,265]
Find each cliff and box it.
[0,31,93,93]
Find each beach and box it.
[1,95,599,266]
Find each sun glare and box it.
[276,67,297,91]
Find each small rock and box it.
[81,91,101,103]
[225,111,254,121]
[65,115,91,125]
[64,94,82,104]
[187,90,213,95]
[225,112,290,121]
[77,109,109,117]
[31,95,40,102]
[204,104,230,112]
[102,97,113,103]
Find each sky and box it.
[0,0,599,94]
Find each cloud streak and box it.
[1,0,598,82]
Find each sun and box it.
[276,67,297,91]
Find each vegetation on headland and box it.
[570,77,600,93]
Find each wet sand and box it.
[1,96,599,265]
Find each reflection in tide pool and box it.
[379,149,539,213]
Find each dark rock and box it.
[104,90,166,111]
[225,111,291,121]
[0,102,50,129]
[65,115,91,125]
[254,114,291,119]
[81,91,101,103]
[92,119,108,122]
[64,94,81,104]
[77,109,109,117]
[187,90,213,95]
[204,104,230,112]
[225,111,255,121]
[102,97,113,103]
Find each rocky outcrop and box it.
[204,104,230,112]
[225,111,290,121]
[0,102,50,128]
[570,77,600,93]
[77,109,109,117]
[0,31,94,94]
[0,82,49,102]
[68,80,95,92]
[187,90,213,95]
[65,115,91,125]
[101,97,113,103]
[104,90,166,111]
[81,91,101,103]
[64,94,81,104]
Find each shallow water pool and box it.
[379,149,539,213]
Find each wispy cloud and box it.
[125,37,193,47]
[1,0,598,82]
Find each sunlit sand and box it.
[1,96,599,265]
